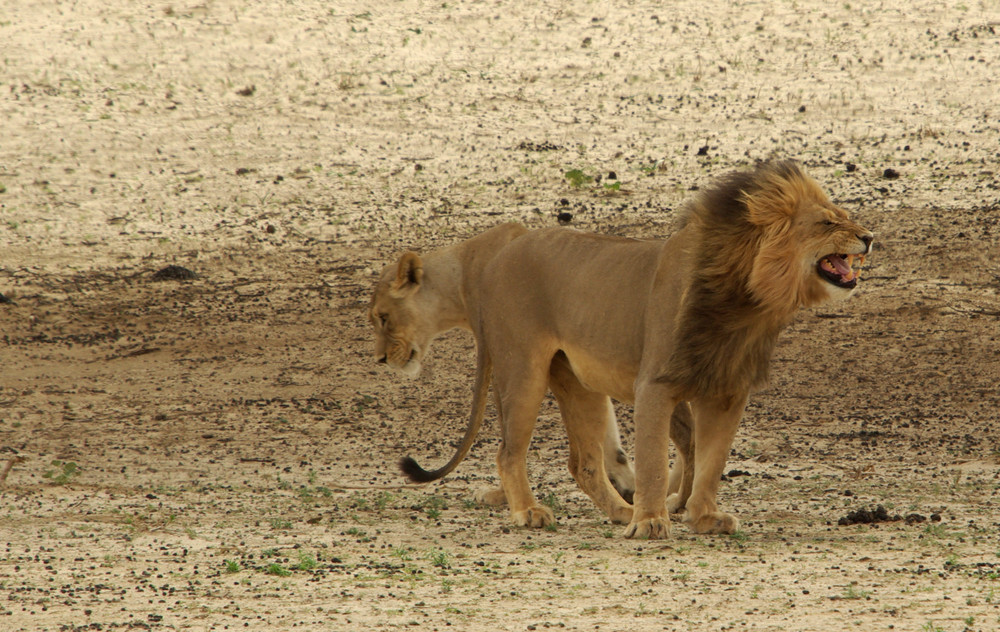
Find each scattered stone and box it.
[557,212,573,224]
[236,85,255,97]
[904,513,927,525]
[726,469,750,477]
[0,292,12,304]
[607,171,618,180]
[696,145,709,156]
[837,504,900,526]
[152,265,198,281]
[516,141,561,151]
[845,162,857,172]
[883,167,900,179]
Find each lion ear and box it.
[391,251,423,297]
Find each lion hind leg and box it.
[682,395,746,535]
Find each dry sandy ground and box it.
[2,1,1000,630]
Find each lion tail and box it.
[399,346,492,483]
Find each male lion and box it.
[368,222,639,508]
[404,161,872,537]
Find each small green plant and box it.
[223,559,240,574]
[843,583,871,600]
[374,491,394,511]
[544,522,559,533]
[391,547,413,562]
[564,169,593,187]
[428,550,451,569]
[264,563,290,577]
[541,492,562,511]
[423,495,446,519]
[270,518,292,530]
[261,548,279,558]
[293,552,317,571]
[602,181,621,191]
[42,460,79,485]
[921,621,944,632]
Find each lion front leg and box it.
[624,381,678,539]
[682,395,748,535]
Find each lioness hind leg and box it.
[666,402,695,515]
[473,486,508,506]
[601,405,636,505]
[549,356,632,525]
[493,362,555,528]
[683,395,747,535]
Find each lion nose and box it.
[858,233,873,252]
[377,355,387,364]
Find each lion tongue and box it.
[824,255,854,281]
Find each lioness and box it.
[368,222,639,507]
[405,161,872,537]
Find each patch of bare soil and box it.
[1,1,999,631]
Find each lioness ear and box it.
[391,251,423,297]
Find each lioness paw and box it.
[686,511,739,535]
[665,493,685,515]
[511,505,555,528]
[624,516,670,539]
[473,486,508,507]
[608,504,634,525]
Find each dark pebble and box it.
[557,212,573,224]
[883,168,900,179]
[152,265,198,281]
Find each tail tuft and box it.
[400,456,440,483]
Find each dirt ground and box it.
[2,1,999,630]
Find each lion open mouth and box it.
[817,253,865,289]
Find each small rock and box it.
[152,265,198,281]
[883,168,900,179]
[557,212,573,224]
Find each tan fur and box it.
[473,161,872,536]
[368,223,640,514]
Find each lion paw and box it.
[473,486,508,507]
[511,505,555,528]
[685,511,739,535]
[665,493,685,516]
[623,516,670,539]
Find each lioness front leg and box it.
[494,368,555,528]
[683,395,747,535]
[624,382,678,539]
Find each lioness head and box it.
[695,161,873,314]
[368,251,428,377]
